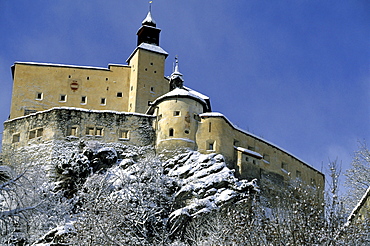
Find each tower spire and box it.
[170,56,184,90]
[137,6,160,46]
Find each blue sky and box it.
[0,1,369,188]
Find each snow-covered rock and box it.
[165,151,259,235]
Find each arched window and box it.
[169,128,174,137]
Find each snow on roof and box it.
[151,88,208,106]
[5,107,154,123]
[14,61,111,71]
[200,112,321,174]
[183,86,210,101]
[235,146,263,159]
[127,43,168,62]
[142,10,156,26]
[347,186,370,223]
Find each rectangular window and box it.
[117,92,123,98]
[209,122,212,132]
[150,87,155,93]
[207,141,215,151]
[208,142,214,150]
[36,92,43,100]
[29,128,43,139]
[281,162,288,171]
[174,111,180,116]
[12,133,20,143]
[95,127,103,136]
[296,170,301,179]
[86,127,95,135]
[29,130,36,139]
[81,96,87,104]
[70,126,78,136]
[120,130,129,139]
[36,128,43,137]
[101,98,106,105]
[59,94,67,102]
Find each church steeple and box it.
[137,9,161,46]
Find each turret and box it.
[147,59,211,151]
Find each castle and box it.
[2,10,324,189]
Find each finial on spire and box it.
[142,3,156,27]
[172,56,182,76]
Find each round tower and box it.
[147,59,211,151]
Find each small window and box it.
[174,111,180,116]
[101,98,106,105]
[59,94,67,102]
[246,157,249,162]
[36,92,43,100]
[150,62,153,66]
[68,75,71,78]
[29,128,43,139]
[87,76,90,80]
[154,71,157,73]
[12,133,20,143]
[95,127,103,136]
[86,127,95,135]
[253,160,257,164]
[150,87,155,92]
[169,128,174,137]
[208,142,214,151]
[296,170,301,179]
[185,129,190,134]
[281,162,288,171]
[117,92,123,98]
[70,126,78,136]
[29,130,36,139]
[233,140,240,147]
[81,96,87,104]
[36,128,43,137]
[131,86,133,91]
[193,114,201,121]
[106,78,109,81]
[209,122,212,132]
[120,130,129,139]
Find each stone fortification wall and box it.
[2,107,155,167]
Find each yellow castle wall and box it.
[196,115,324,189]
[9,63,132,119]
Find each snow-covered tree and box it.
[344,141,370,212]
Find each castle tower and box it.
[126,10,169,114]
[147,59,211,151]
